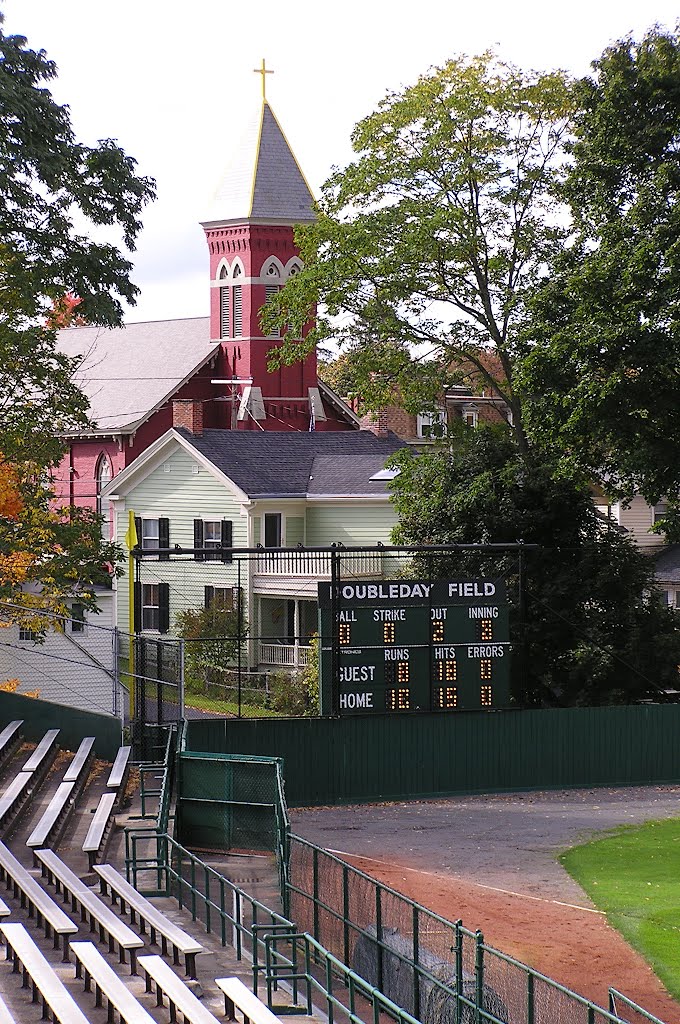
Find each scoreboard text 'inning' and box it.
[318,578,511,716]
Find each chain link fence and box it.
[286,836,657,1024]
[131,544,525,719]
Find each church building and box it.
[53,73,358,535]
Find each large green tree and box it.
[264,44,680,704]
[520,27,680,515]
[263,53,573,447]
[0,14,155,620]
[389,429,680,705]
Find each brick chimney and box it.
[172,399,204,436]
[361,407,389,438]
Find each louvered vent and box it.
[220,287,230,338]
[265,285,280,338]
[233,285,242,336]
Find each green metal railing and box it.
[137,723,176,828]
[125,829,296,993]
[274,758,291,916]
[609,990,667,1024]
[265,932,427,1024]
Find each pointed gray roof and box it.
[203,101,316,226]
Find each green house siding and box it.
[286,516,304,547]
[305,503,396,547]
[115,447,247,637]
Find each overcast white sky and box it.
[4,1,679,323]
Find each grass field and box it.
[561,817,680,1001]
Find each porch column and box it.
[294,600,301,668]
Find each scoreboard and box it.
[318,579,510,715]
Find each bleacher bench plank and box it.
[0,721,22,764]
[21,729,59,773]
[63,736,96,783]
[0,992,16,1024]
[82,790,117,868]
[26,780,76,849]
[216,976,280,1024]
[0,774,31,830]
[95,863,202,977]
[0,842,76,959]
[0,897,10,917]
[35,848,143,972]
[107,745,132,789]
[72,941,157,1024]
[0,922,90,1024]
[138,955,222,1024]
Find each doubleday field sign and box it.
[318,579,511,715]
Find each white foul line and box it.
[325,849,605,915]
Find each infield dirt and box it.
[291,785,680,1021]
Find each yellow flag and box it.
[124,510,138,550]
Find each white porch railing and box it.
[259,643,312,668]
[254,551,383,578]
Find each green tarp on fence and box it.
[184,704,680,806]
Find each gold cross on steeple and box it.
[253,58,274,101]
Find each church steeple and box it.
[201,65,326,431]
[202,65,316,228]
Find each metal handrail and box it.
[609,989,667,1024]
[125,829,296,993]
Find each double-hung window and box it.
[194,519,233,562]
[142,519,159,550]
[70,603,86,633]
[137,582,170,633]
[135,517,170,560]
[205,585,241,612]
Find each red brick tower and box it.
[201,63,344,431]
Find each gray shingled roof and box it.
[204,102,315,225]
[180,429,406,498]
[58,318,217,434]
[655,545,680,585]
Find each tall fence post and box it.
[376,884,383,994]
[313,846,320,944]
[475,929,484,1024]
[179,638,185,720]
[455,919,463,1024]
[412,905,420,1018]
[330,544,340,716]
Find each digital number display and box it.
[319,579,510,715]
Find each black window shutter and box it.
[221,520,233,563]
[205,585,214,609]
[134,517,142,550]
[158,583,170,634]
[133,581,142,632]
[158,518,170,560]
[194,519,204,561]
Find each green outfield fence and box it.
[183,702,680,807]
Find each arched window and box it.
[219,265,230,338]
[96,455,112,536]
